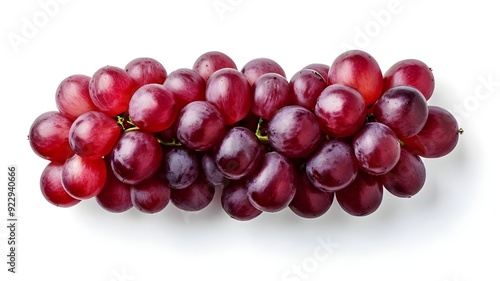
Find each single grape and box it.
[110,130,162,185]
[401,106,460,158]
[373,86,428,139]
[214,127,263,180]
[176,101,226,151]
[192,51,237,81]
[170,176,215,212]
[128,84,178,132]
[289,169,334,219]
[159,146,199,189]
[241,57,286,86]
[125,57,167,88]
[130,176,171,214]
[352,122,401,176]
[336,171,383,216]
[89,65,136,117]
[290,69,328,111]
[251,73,291,120]
[247,152,296,212]
[314,84,366,138]
[327,49,383,107]
[305,139,358,192]
[69,111,121,159]
[201,152,230,187]
[303,63,329,82]
[268,105,321,158]
[205,68,252,125]
[221,180,262,221]
[55,74,97,121]
[381,148,426,198]
[29,111,74,163]
[40,162,80,207]
[95,160,132,213]
[61,154,107,200]
[383,59,434,100]
[163,68,206,109]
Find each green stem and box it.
[255,118,269,143]
[157,138,182,147]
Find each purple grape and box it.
[289,169,334,219]
[290,69,327,111]
[305,139,358,192]
[163,68,206,109]
[336,171,383,216]
[381,148,426,198]
[221,180,262,221]
[130,176,171,214]
[268,105,321,158]
[96,160,132,213]
[303,63,329,82]
[241,57,286,86]
[170,177,215,212]
[159,147,199,189]
[201,152,229,187]
[251,73,291,120]
[40,162,80,207]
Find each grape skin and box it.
[40,162,80,207]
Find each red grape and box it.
[201,152,229,187]
[247,152,296,212]
[163,68,206,109]
[306,139,358,192]
[159,147,199,189]
[69,111,121,159]
[170,176,215,212]
[383,59,434,100]
[290,69,328,111]
[206,68,252,125]
[268,105,321,158]
[61,154,107,200]
[125,57,167,87]
[29,111,74,163]
[251,73,291,120]
[373,86,428,138]
[303,63,329,82]
[241,57,286,86]
[221,180,262,221]
[353,122,401,176]
[40,162,80,207]
[336,171,383,216]
[314,84,366,138]
[89,65,136,117]
[328,49,383,107]
[95,160,133,213]
[192,51,237,81]
[176,101,226,151]
[128,84,178,132]
[110,130,162,185]
[401,106,460,158]
[289,169,334,219]
[55,74,97,121]
[130,176,171,214]
[381,148,426,198]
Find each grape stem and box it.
[255,118,269,143]
[458,128,464,135]
[157,138,182,147]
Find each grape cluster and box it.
[29,50,462,220]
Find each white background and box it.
[0,0,498,281]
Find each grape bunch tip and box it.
[29,50,463,221]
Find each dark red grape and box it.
[314,84,366,138]
[247,152,296,212]
[55,74,96,121]
[176,101,226,151]
[401,106,460,158]
[130,176,171,214]
[69,111,121,159]
[29,111,74,163]
[352,122,401,176]
[268,105,321,158]
[40,162,80,207]
[303,63,329,82]
[159,147,199,189]
[201,152,229,187]
[170,176,215,212]
[206,68,252,125]
[89,65,136,117]
[241,57,286,86]
[125,57,167,87]
[110,130,162,185]
[192,51,237,81]
[128,84,178,132]
[289,169,334,219]
[336,171,383,216]
[163,68,206,109]
[96,160,132,213]
[221,180,262,221]
[373,86,428,138]
[214,127,263,180]
[290,69,327,111]
[306,139,358,192]
[381,148,426,198]
[328,50,383,107]
[383,59,434,100]
[61,154,107,200]
[251,73,291,120]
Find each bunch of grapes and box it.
[29,50,462,220]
